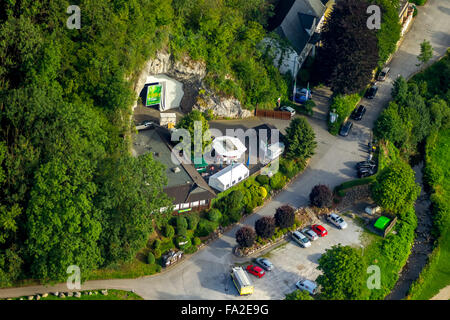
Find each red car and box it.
[246,265,266,278]
[311,224,328,237]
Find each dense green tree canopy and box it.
[316,245,366,300]
[371,160,421,214]
[0,0,174,284]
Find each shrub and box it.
[328,94,360,135]
[270,172,286,190]
[303,100,315,116]
[285,289,314,300]
[410,0,427,5]
[207,208,222,222]
[259,186,268,199]
[186,215,199,230]
[280,158,304,179]
[309,184,333,208]
[174,217,188,237]
[175,236,192,250]
[255,217,276,239]
[147,252,155,265]
[153,248,161,259]
[235,226,256,248]
[153,239,161,249]
[164,225,175,238]
[256,175,270,185]
[195,219,219,237]
[215,190,244,223]
[193,237,201,246]
[184,245,198,254]
[275,205,295,228]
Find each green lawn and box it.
[408,129,450,299]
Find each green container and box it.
[374,216,391,230]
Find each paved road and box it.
[0,0,449,300]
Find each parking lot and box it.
[228,216,363,300]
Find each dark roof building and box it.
[270,0,327,54]
[264,0,333,77]
[133,126,216,213]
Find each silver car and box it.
[255,257,273,271]
[301,227,318,241]
[327,213,348,229]
[292,231,311,248]
[280,106,296,116]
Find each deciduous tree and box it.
[316,245,365,300]
[235,226,256,248]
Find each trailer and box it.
[231,267,254,296]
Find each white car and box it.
[301,227,318,241]
[327,213,348,229]
[292,231,311,248]
[280,106,296,116]
[296,279,318,295]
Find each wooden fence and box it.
[255,108,292,120]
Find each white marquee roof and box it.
[209,163,249,185]
[212,136,247,158]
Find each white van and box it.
[296,279,318,295]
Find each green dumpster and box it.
[374,216,391,230]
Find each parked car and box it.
[255,257,273,271]
[292,231,311,248]
[301,227,318,241]
[326,213,348,229]
[365,85,378,99]
[294,88,312,104]
[280,106,296,116]
[339,121,353,137]
[378,67,390,81]
[246,265,265,278]
[296,279,318,295]
[356,160,376,169]
[311,224,328,237]
[350,105,366,121]
[136,120,154,131]
[358,167,376,178]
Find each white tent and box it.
[212,136,247,163]
[208,163,249,192]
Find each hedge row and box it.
[328,93,361,135]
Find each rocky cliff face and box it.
[131,51,252,118]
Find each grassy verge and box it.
[3,289,143,301]
[88,260,161,281]
[407,129,450,299]
[359,208,417,299]
[334,176,376,197]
